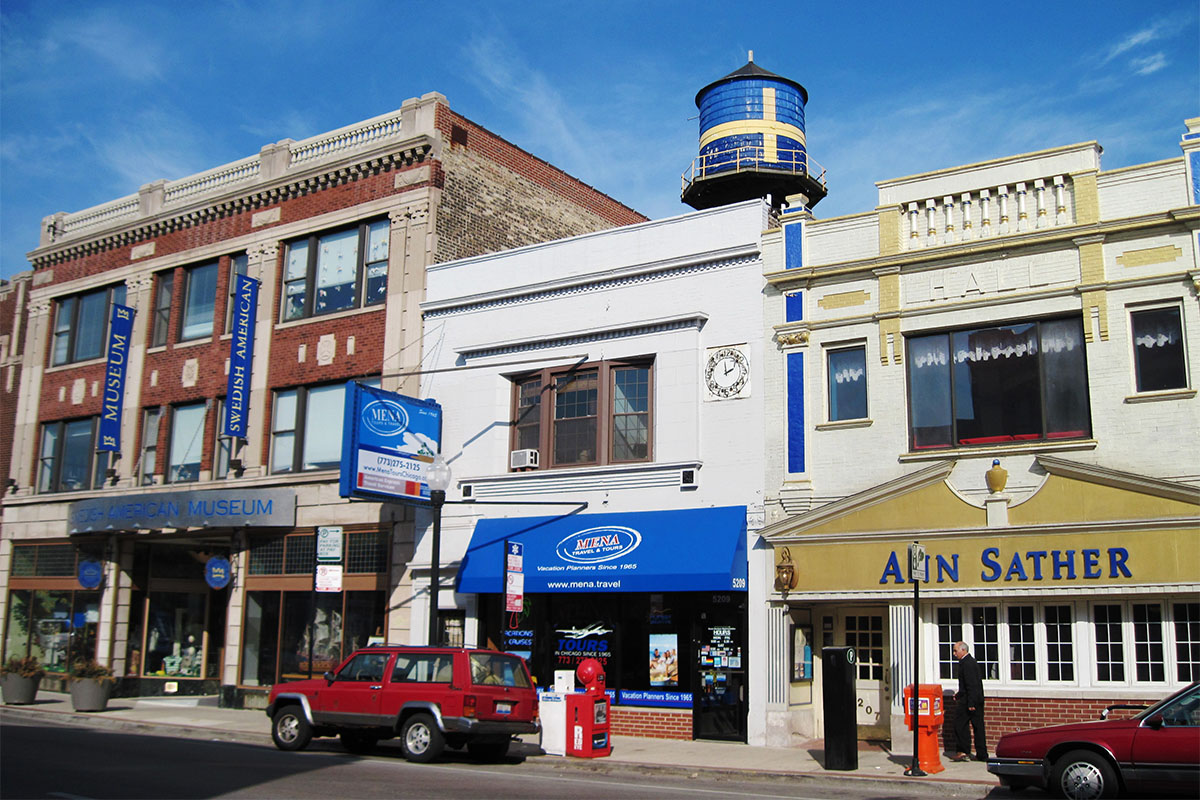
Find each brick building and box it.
[0,92,644,706]
[756,120,1200,750]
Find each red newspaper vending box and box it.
[566,658,611,758]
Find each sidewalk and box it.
[2,692,997,790]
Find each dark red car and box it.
[987,682,1200,798]
[266,645,539,763]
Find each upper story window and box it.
[139,407,161,485]
[167,402,207,483]
[511,359,652,469]
[180,261,219,341]
[1130,305,1187,392]
[38,418,113,493]
[906,317,1090,450]
[150,272,173,348]
[271,378,379,473]
[281,219,389,321]
[224,252,249,333]
[827,344,867,421]
[51,283,126,366]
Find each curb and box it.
[2,704,996,794]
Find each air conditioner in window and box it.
[510,449,540,469]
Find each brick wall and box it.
[609,706,694,740]
[942,691,1148,753]
[0,275,29,494]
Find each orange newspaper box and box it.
[903,684,945,774]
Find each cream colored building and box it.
[756,120,1200,749]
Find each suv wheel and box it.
[401,713,445,763]
[467,737,510,761]
[271,705,312,751]
[340,731,378,754]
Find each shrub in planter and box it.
[1,656,45,705]
[69,659,116,712]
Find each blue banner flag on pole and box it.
[98,304,135,452]
[224,273,258,439]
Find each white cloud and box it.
[1102,24,1165,64]
[83,110,207,190]
[1131,53,1168,76]
[48,14,168,82]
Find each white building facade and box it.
[418,200,775,742]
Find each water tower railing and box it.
[681,145,827,193]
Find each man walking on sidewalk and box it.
[951,641,987,762]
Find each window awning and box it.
[456,506,747,594]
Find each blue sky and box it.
[1,1,1196,282]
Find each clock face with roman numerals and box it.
[705,347,749,398]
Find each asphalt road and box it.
[1,716,998,800]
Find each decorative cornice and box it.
[29,145,433,269]
[1035,455,1200,505]
[455,313,708,360]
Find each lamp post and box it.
[425,454,452,647]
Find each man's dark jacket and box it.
[958,653,985,707]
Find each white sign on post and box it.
[315,563,343,593]
[910,543,927,582]
[317,526,343,563]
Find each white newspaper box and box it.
[538,691,567,756]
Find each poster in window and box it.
[649,632,678,686]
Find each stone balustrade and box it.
[903,174,1076,250]
[51,109,409,242]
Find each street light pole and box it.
[425,455,452,647]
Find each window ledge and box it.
[900,438,1098,463]
[461,460,703,499]
[815,418,873,431]
[274,304,384,331]
[172,336,212,350]
[1124,388,1196,404]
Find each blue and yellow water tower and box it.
[682,53,827,212]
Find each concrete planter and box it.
[69,678,113,712]
[1,674,41,705]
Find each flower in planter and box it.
[1,656,45,680]
[69,659,116,683]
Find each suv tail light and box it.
[464,694,477,718]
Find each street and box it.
[0,717,997,799]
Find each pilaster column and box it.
[239,242,278,477]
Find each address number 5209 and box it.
[731,578,746,589]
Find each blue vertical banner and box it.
[223,273,258,438]
[98,304,135,452]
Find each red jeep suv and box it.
[266,645,539,763]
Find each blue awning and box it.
[456,506,747,594]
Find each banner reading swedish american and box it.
[224,273,258,439]
[98,304,135,452]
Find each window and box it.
[1008,606,1036,681]
[827,345,867,421]
[167,402,207,483]
[51,284,127,366]
[282,219,389,321]
[180,261,219,340]
[510,359,652,469]
[139,407,162,485]
[38,418,111,493]
[939,601,1192,688]
[906,317,1090,449]
[394,653,453,683]
[214,398,236,479]
[1045,605,1075,682]
[1094,604,1125,682]
[1131,305,1187,392]
[937,607,964,680]
[1175,602,1200,682]
[150,272,174,347]
[971,606,1000,680]
[1133,603,1166,682]
[336,652,390,682]
[224,252,249,332]
[271,379,378,473]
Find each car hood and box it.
[997,717,1141,757]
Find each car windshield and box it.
[1138,683,1200,725]
[469,653,531,688]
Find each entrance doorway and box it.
[836,609,890,739]
[692,594,747,742]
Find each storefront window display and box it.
[240,590,386,685]
[3,589,99,672]
[144,592,206,677]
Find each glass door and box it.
[692,594,747,741]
